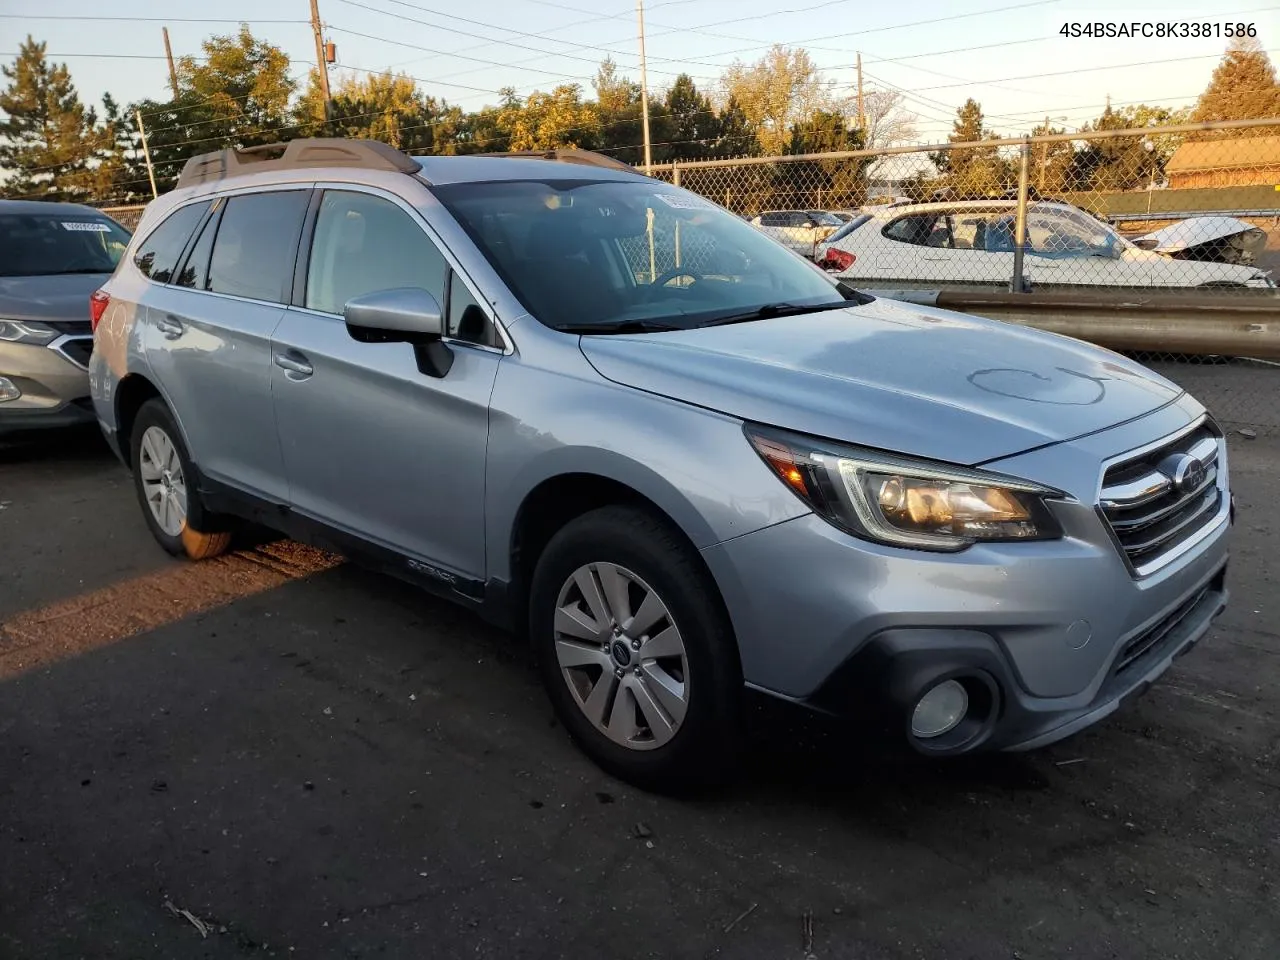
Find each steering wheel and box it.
[652,267,706,288]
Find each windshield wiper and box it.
[561,319,684,334]
[697,300,852,328]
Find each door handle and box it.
[155,315,184,339]
[274,352,314,378]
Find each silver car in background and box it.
[90,140,1232,791]
[0,200,131,435]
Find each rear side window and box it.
[208,191,309,303]
[304,190,447,315]
[883,214,945,247]
[133,201,209,282]
[176,206,220,290]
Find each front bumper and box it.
[700,406,1233,754]
[805,562,1227,753]
[0,338,95,435]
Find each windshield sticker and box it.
[62,221,112,232]
[654,193,712,210]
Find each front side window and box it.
[133,202,208,282]
[305,191,448,316]
[207,191,309,303]
[1027,205,1123,257]
[432,179,852,332]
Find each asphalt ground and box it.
[1,425,1277,960]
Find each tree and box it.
[499,84,599,151]
[297,68,434,150]
[785,110,869,208]
[591,58,644,163]
[930,99,1012,198]
[0,37,117,201]
[1029,119,1075,194]
[721,45,826,155]
[861,89,917,149]
[1071,103,1163,191]
[175,25,295,146]
[1191,37,1280,134]
[659,73,718,162]
[712,95,759,157]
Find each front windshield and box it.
[809,211,844,226]
[0,212,131,278]
[431,179,851,331]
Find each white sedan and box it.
[749,210,844,258]
[815,199,1274,290]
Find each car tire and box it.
[529,505,743,793]
[130,399,232,561]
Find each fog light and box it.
[0,377,20,402]
[911,679,968,738]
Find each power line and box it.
[0,14,309,23]
[331,1,720,82]
[904,48,1280,93]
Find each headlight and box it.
[0,319,58,345]
[746,424,1065,551]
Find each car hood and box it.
[578,298,1184,466]
[0,273,110,324]
[1134,216,1266,254]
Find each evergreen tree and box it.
[0,37,114,201]
[660,74,718,162]
[1191,37,1280,134]
[930,99,1012,198]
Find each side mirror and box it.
[344,287,453,378]
[1132,236,1160,251]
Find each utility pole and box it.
[1039,114,1049,192]
[136,109,158,199]
[162,27,179,100]
[856,52,865,133]
[637,0,652,173]
[310,0,332,120]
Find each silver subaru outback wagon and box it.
[89,139,1232,790]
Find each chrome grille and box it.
[53,336,94,370]
[1100,422,1223,576]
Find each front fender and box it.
[483,357,809,585]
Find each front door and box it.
[270,187,503,581]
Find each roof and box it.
[171,138,646,190]
[1166,136,1280,174]
[414,154,646,185]
[864,198,1022,217]
[0,198,115,216]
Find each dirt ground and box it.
[1,426,1277,959]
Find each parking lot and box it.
[1,420,1278,959]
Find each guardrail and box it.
[867,289,1280,359]
[1111,210,1280,223]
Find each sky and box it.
[2,0,1279,144]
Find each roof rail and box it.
[472,148,635,171]
[176,138,420,189]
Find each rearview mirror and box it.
[344,287,453,378]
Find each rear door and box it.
[269,185,503,581]
[142,188,310,500]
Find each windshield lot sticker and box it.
[654,193,712,210]
[62,222,112,232]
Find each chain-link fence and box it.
[654,117,1280,297]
